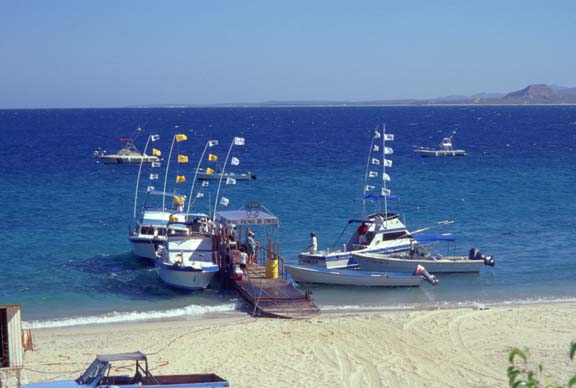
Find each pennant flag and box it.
[365,185,375,191]
[196,192,204,199]
[150,134,160,142]
[383,159,393,167]
[202,181,209,187]
[384,147,394,155]
[381,188,391,196]
[178,155,189,163]
[151,161,161,168]
[147,186,155,192]
[175,134,188,142]
[384,134,395,141]
[208,140,218,147]
[383,173,391,181]
[226,177,237,185]
[149,173,159,180]
[374,130,381,139]
[220,196,230,207]
[233,137,245,146]
[205,168,214,175]
[231,157,240,166]
[173,195,185,205]
[176,175,186,183]
[371,158,380,165]
[369,171,378,178]
[208,154,218,161]
[152,148,161,156]
[373,144,380,152]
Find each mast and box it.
[132,132,159,219]
[361,127,378,218]
[186,140,218,213]
[162,133,187,211]
[212,137,244,220]
[382,124,388,218]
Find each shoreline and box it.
[22,301,576,387]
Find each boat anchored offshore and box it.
[195,168,256,181]
[95,128,160,164]
[414,131,466,157]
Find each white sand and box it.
[22,303,576,387]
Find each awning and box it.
[414,233,456,242]
[215,210,279,226]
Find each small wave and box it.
[24,303,238,329]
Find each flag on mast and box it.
[383,159,392,167]
[202,181,209,187]
[208,154,218,161]
[220,196,230,206]
[383,173,391,181]
[381,188,391,196]
[374,130,381,139]
[233,137,245,146]
[231,157,240,166]
[384,147,394,155]
[175,134,188,142]
[371,158,380,165]
[178,155,189,163]
[208,140,218,147]
[205,168,214,175]
[365,185,375,191]
[151,161,161,168]
[152,148,161,156]
[196,192,204,199]
[373,144,380,152]
[369,171,378,178]
[150,134,160,142]
[147,186,155,192]
[384,134,395,141]
[226,177,237,185]
[149,173,159,180]
[176,175,186,183]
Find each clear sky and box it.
[1,1,575,108]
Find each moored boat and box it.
[195,168,256,181]
[414,131,466,157]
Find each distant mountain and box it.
[503,84,561,102]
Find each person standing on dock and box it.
[247,231,257,264]
[308,232,317,254]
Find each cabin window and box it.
[381,231,409,241]
[0,308,8,367]
[141,226,154,236]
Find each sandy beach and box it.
[21,302,576,388]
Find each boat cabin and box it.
[344,213,411,252]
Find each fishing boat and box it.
[413,131,466,157]
[154,213,219,290]
[195,168,256,181]
[94,129,160,164]
[285,263,438,287]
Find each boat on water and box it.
[195,168,256,181]
[94,130,160,164]
[154,213,219,290]
[413,131,466,157]
[285,263,438,287]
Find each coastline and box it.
[22,301,576,387]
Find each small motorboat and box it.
[95,140,159,164]
[195,168,256,181]
[414,131,466,157]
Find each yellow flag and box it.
[206,168,214,175]
[175,134,187,142]
[178,155,188,163]
[173,195,185,205]
[208,154,218,161]
[176,175,186,183]
[152,148,161,156]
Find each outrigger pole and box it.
[186,139,218,213]
[362,126,379,218]
[212,137,244,220]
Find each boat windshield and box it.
[76,359,108,385]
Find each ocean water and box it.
[1,106,575,327]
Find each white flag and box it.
[147,186,155,192]
[226,177,237,185]
[220,196,230,207]
[371,158,380,165]
[150,134,160,142]
[231,157,240,166]
[384,134,394,141]
[374,130,381,139]
[208,140,218,147]
[373,144,380,152]
[365,185,375,191]
[233,137,245,146]
[202,181,209,187]
[381,188,391,196]
[149,173,159,180]
[384,147,394,155]
[383,173,391,181]
[383,159,392,167]
[369,171,378,178]
[196,192,204,199]
[151,161,161,168]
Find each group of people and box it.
[227,226,258,274]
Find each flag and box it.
[196,192,204,199]
[383,159,392,167]
[220,196,230,207]
[175,134,187,142]
[208,140,218,147]
[201,181,209,187]
[149,173,159,180]
[178,155,189,163]
[226,177,237,185]
[208,154,218,161]
[365,185,375,191]
[176,175,186,183]
[374,130,381,139]
[371,158,380,165]
[233,137,245,146]
[231,157,240,166]
[205,168,214,175]
[147,186,155,192]
[384,134,395,141]
[381,188,391,196]
[383,173,391,181]
[151,161,161,168]
[173,195,185,205]
[384,147,394,155]
[373,144,380,152]
[369,171,378,178]
[150,134,160,142]
[152,148,161,156]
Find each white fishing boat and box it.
[95,129,160,164]
[414,131,466,157]
[285,263,438,287]
[154,213,219,290]
[195,168,256,181]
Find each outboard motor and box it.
[469,248,496,267]
[414,264,439,286]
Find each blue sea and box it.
[1,106,575,328]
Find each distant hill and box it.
[503,84,560,102]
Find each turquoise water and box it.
[0,106,575,326]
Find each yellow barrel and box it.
[265,258,279,279]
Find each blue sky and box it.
[1,1,574,108]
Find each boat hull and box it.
[414,149,466,157]
[98,155,159,164]
[155,261,219,290]
[298,243,412,269]
[353,253,485,273]
[129,236,165,260]
[285,264,422,287]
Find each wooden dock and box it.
[233,263,320,319]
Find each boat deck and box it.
[233,263,320,319]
